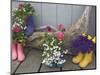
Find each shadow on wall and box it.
[88,6,96,36]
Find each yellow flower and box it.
[87,35,92,40]
[92,37,96,44]
[82,33,86,37]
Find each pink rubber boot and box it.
[12,42,17,60]
[17,43,25,61]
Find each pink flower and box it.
[57,31,64,41]
[18,4,24,9]
[47,26,52,32]
[12,24,22,32]
[57,24,64,31]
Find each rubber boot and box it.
[72,52,83,64]
[17,43,25,61]
[12,42,17,60]
[79,51,93,68]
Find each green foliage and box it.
[41,32,66,67]
[12,3,35,44]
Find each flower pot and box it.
[12,42,17,60]
[17,43,25,61]
[25,15,35,37]
[47,63,64,68]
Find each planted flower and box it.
[57,31,64,41]
[56,24,65,41]
[12,3,35,44]
[12,24,22,32]
[41,24,67,68]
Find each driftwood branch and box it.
[27,6,91,49]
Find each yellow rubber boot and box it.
[72,52,83,64]
[79,51,93,68]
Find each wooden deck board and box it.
[62,55,80,71]
[11,47,30,74]
[15,49,42,73]
[39,64,60,72]
[11,61,21,74]
[12,47,96,74]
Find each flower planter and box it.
[25,15,35,37]
[41,25,67,68]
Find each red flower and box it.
[57,24,64,31]
[47,26,52,32]
[57,31,64,41]
[12,24,22,32]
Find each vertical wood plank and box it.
[42,3,56,27]
[72,5,86,25]
[57,4,72,28]
[88,6,96,35]
[31,3,42,29]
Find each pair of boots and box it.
[12,42,25,61]
[72,51,93,68]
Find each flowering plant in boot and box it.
[71,33,96,54]
[42,25,67,67]
[71,33,96,68]
[12,3,35,44]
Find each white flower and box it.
[43,43,46,46]
[56,57,60,60]
[59,41,62,43]
[23,8,26,12]
[58,47,61,50]
[45,59,51,65]
[63,49,68,54]
[50,42,53,46]
[42,54,44,56]
[19,21,23,25]
[56,52,61,56]
[55,46,57,48]
[12,22,20,29]
[42,59,46,63]
[47,54,50,57]
[58,59,66,64]
[23,26,27,30]
[61,54,63,57]
[62,59,66,63]
[48,57,52,60]
[42,51,46,56]
[45,46,49,51]
[53,46,58,49]
[50,48,53,50]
